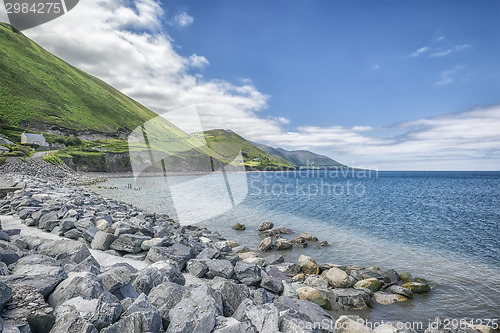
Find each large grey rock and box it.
[273,296,335,332]
[146,243,194,269]
[37,239,91,264]
[90,231,116,251]
[49,307,98,333]
[197,247,220,260]
[167,285,223,333]
[110,234,150,253]
[213,316,249,333]
[232,299,280,333]
[100,311,162,333]
[121,293,160,320]
[0,280,12,307]
[48,272,116,308]
[274,238,293,250]
[0,249,19,266]
[257,237,273,252]
[2,255,67,297]
[323,267,355,288]
[132,260,185,295]
[252,288,277,305]
[320,288,373,310]
[258,221,274,231]
[271,262,301,277]
[148,282,190,328]
[1,285,55,333]
[387,285,413,298]
[234,261,262,286]
[71,255,101,276]
[186,259,209,278]
[58,295,122,330]
[205,259,234,279]
[260,269,285,294]
[38,211,59,230]
[99,266,132,292]
[212,279,250,317]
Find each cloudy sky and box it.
[1,0,499,170]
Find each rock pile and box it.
[0,175,439,333]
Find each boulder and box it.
[323,267,355,288]
[354,278,382,292]
[186,259,209,278]
[321,288,373,310]
[95,219,112,231]
[148,282,190,328]
[400,272,415,283]
[297,286,331,310]
[293,237,308,248]
[212,279,251,316]
[100,311,162,333]
[297,255,319,275]
[232,299,280,333]
[47,272,116,308]
[213,316,248,333]
[49,308,98,333]
[0,280,12,307]
[281,281,298,298]
[319,240,329,247]
[297,232,318,242]
[303,275,329,290]
[274,238,293,250]
[264,254,284,265]
[1,285,55,333]
[71,255,101,276]
[234,261,262,286]
[197,247,220,260]
[110,234,150,253]
[205,259,234,279]
[58,295,122,330]
[167,285,222,333]
[373,291,409,305]
[273,296,335,332]
[402,282,430,293]
[146,243,194,269]
[132,261,185,295]
[387,285,413,298]
[260,269,287,294]
[2,254,67,297]
[252,288,277,305]
[37,239,91,264]
[257,237,273,252]
[99,266,133,293]
[232,223,246,231]
[258,221,274,231]
[271,262,301,277]
[90,231,116,251]
[141,237,170,251]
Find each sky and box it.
[1,0,499,170]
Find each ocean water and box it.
[90,170,500,326]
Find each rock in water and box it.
[323,267,355,288]
[297,255,320,275]
[257,221,274,231]
[232,223,246,231]
[401,282,430,293]
[296,286,331,310]
[273,238,293,250]
[354,278,382,292]
[297,232,318,242]
[257,237,273,252]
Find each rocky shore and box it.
[0,163,495,332]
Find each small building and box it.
[21,132,48,147]
[0,145,9,154]
[0,135,13,145]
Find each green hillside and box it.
[199,129,294,169]
[0,22,180,136]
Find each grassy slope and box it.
[0,22,179,137]
[200,129,294,168]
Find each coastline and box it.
[0,161,498,332]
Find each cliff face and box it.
[62,152,131,173]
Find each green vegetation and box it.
[200,129,295,170]
[1,143,31,157]
[0,22,178,135]
[0,157,5,166]
[42,154,64,165]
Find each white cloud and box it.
[189,54,209,68]
[435,66,461,86]
[169,12,194,27]
[411,46,430,57]
[430,44,470,57]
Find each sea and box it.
[89,170,500,328]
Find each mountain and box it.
[0,22,182,139]
[252,142,346,168]
[199,129,294,170]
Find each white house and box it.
[21,132,48,147]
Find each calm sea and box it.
[90,170,500,326]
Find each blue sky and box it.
[167,0,499,128]
[2,0,499,170]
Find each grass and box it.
[0,157,5,166]
[0,22,177,134]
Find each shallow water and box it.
[90,170,500,326]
